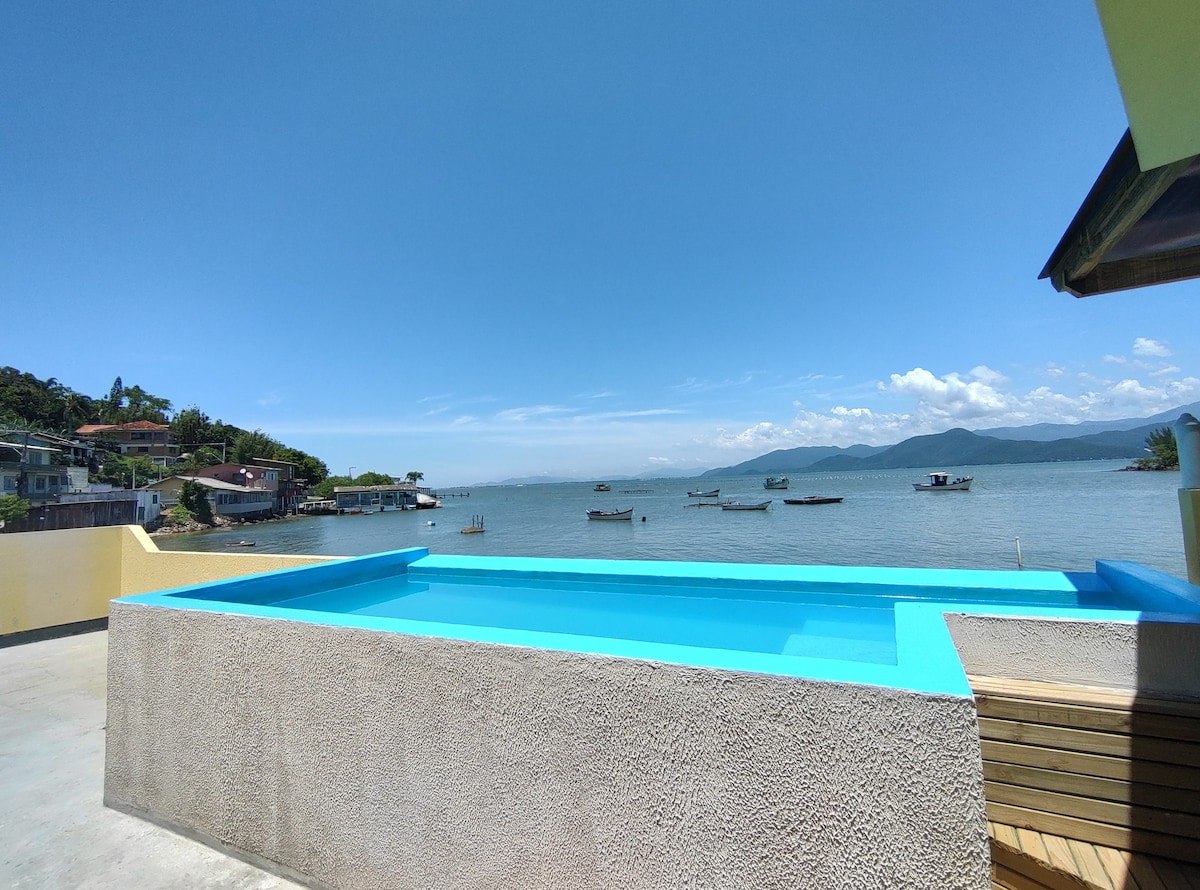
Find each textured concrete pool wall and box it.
[105,602,991,890]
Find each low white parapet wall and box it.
[105,601,990,890]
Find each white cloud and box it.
[493,405,570,423]
[885,367,1016,419]
[969,365,1008,386]
[1133,337,1171,358]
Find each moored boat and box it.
[593,483,611,492]
[687,488,719,497]
[722,500,771,511]
[586,508,634,521]
[783,496,844,505]
[763,476,789,490]
[913,472,973,491]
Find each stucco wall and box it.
[0,525,338,636]
[945,611,1200,695]
[105,603,991,890]
[0,526,124,635]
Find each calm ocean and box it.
[154,461,1188,577]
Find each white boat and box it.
[586,508,633,521]
[687,488,719,497]
[722,500,771,511]
[593,483,611,492]
[913,472,973,491]
[763,476,789,490]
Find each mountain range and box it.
[701,401,1198,477]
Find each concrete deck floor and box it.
[0,630,303,889]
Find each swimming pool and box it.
[104,549,1200,890]
[130,548,1165,695]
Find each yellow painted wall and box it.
[119,525,336,596]
[1,525,339,636]
[1094,0,1200,169]
[0,526,125,636]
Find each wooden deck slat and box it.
[1065,838,1115,890]
[1039,831,1081,880]
[1090,845,1140,890]
[993,861,1061,890]
[985,781,1200,841]
[975,693,1200,743]
[985,760,1200,815]
[1016,826,1050,862]
[982,739,1200,791]
[989,822,1200,890]
[1123,850,1171,890]
[1149,854,1200,889]
[969,675,1200,719]
[988,802,1200,864]
[979,717,1199,767]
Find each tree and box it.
[405,471,424,484]
[274,446,329,486]
[103,377,124,423]
[0,494,30,525]
[1135,427,1179,471]
[119,384,172,423]
[176,445,223,472]
[231,429,282,465]
[91,454,161,488]
[172,406,213,447]
[176,479,213,524]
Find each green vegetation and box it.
[91,454,163,489]
[0,367,331,488]
[312,471,394,500]
[0,494,31,524]
[175,479,213,524]
[1135,427,1178,470]
[405,471,424,484]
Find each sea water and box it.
[154,460,1188,576]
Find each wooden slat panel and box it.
[985,761,1200,815]
[979,717,1198,767]
[969,676,1200,719]
[992,861,1061,890]
[982,739,1200,791]
[975,693,1200,743]
[987,802,1200,864]
[985,782,1200,841]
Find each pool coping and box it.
[114,548,1200,699]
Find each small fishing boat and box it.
[913,472,973,491]
[587,508,634,521]
[783,496,844,505]
[687,488,719,497]
[224,541,256,547]
[593,483,611,492]
[722,500,771,511]
[763,476,789,490]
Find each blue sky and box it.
[3,3,1197,485]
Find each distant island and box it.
[702,401,1197,477]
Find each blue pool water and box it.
[274,577,902,664]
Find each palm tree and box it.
[405,471,424,484]
[1136,427,1178,470]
